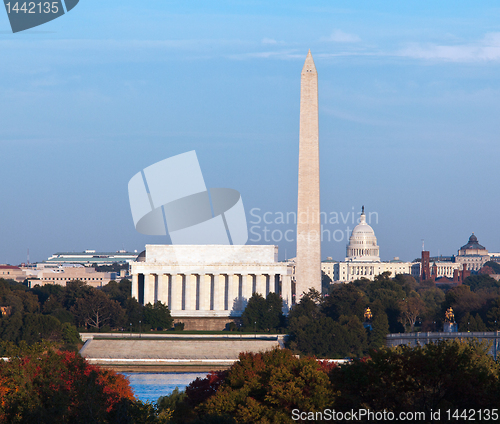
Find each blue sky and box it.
[1,1,500,265]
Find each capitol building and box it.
[322,207,419,283]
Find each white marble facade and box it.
[131,245,294,317]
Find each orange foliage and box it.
[0,345,137,422]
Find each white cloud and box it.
[399,32,500,62]
[227,50,302,60]
[261,38,278,45]
[320,29,361,43]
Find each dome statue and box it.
[346,206,380,262]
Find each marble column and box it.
[242,274,253,302]
[158,274,169,306]
[131,273,139,300]
[213,274,225,311]
[185,274,197,311]
[199,274,211,311]
[144,273,155,305]
[227,274,238,312]
[268,274,275,294]
[170,274,182,311]
[256,274,266,296]
[282,274,292,312]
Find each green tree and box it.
[463,274,500,292]
[288,315,338,357]
[21,313,62,344]
[486,296,500,330]
[157,387,188,421]
[418,287,445,324]
[459,312,487,332]
[393,274,418,295]
[0,311,23,345]
[125,297,144,329]
[241,293,267,331]
[61,322,82,345]
[368,304,389,349]
[398,296,425,332]
[30,283,65,307]
[143,301,173,330]
[49,308,75,324]
[329,339,500,413]
[287,289,324,354]
[483,261,500,274]
[102,279,132,307]
[241,292,285,332]
[360,276,406,333]
[261,292,285,331]
[71,289,125,330]
[287,288,368,358]
[322,284,367,321]
[338,315,368,357]
[62,280,94,310]
[443,285,482,323]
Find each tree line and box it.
[242,270,500,358]
[3,338,497,423]
[0,277,173,354]
[2,265,500,358]
[157,339,500,423]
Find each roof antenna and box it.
[421,239,425,252]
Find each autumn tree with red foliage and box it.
[186,370,228,406]
[0,341,136,424]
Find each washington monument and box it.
[296,50,321,297]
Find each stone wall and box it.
[173,317,242,331]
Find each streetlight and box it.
[130,323,132,338]
[254,321,257,339]
[139,320,142,338]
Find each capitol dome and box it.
[346,207,380,262]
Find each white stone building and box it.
[322,208,416,283]
[453,233,490,271]
[25,264,115,288]
[45,250,138,266]
[130,245,294,324]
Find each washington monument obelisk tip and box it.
[296,50,322,298]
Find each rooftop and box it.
[460,233,486,251]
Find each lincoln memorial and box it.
[131,245,294,330]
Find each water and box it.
[122,372,208,403]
